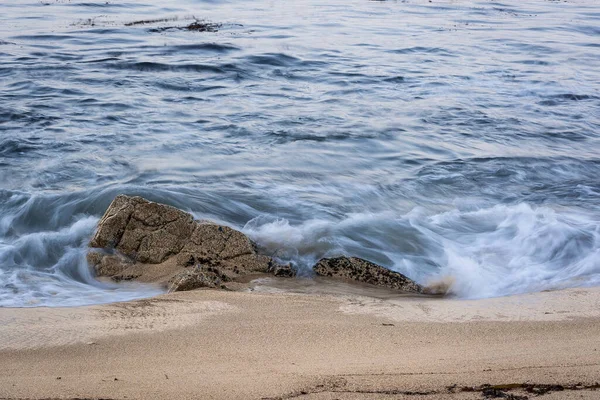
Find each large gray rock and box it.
[88,195,294,289]
[313,256,423,293]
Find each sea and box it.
[1,0,599,306]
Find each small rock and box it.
[167,266,225,292]
[313,256,423,293]
[270,262,297,277]
[87,252,132,277]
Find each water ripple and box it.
[0,0,599,305]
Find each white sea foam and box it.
[244,203,600,299]
[0,215,163,307]
[1,198,598,306]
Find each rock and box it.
[313,256,423,293]
[167,265,229,292]
[269,263,296,277]
[87,252,134,278]
[88,195,291,287]
[89,195,194,264]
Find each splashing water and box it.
[243,203,600,299]
[1,0,599,306]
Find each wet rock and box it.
[269,262,297,278]
[88,195,291,287]
[313,256,423,293]
[87,252,134,278]
[89,195,195,264]
[168,265,229,292]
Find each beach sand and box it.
[1,282,599,399]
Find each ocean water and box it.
[1,0,599,307]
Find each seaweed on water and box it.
[186,21,222,32]
[124,16,180,26]
[122,15,222,33]
[148,21,222,33]
[69,14,227,33]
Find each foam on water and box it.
[1,187,599,305]
[0,193,163,307]
[0,0,599,306]
[244,203,600,299]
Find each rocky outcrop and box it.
[88,195,295,291]
[313,256,423,293]
[88,196,426,295]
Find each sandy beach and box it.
[1,283,599,400]
[2,0,600,398]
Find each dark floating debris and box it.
[148,21,222,33]
[124,17,180,27]
[70,15,229,33]
[124,15,221,33]
[187,21,222,32]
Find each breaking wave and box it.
[244,203,600,299]
[0,192,163,307]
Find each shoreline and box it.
[1,286,599,399]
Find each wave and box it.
[244,203,600,299]
[0,190,167,307]
[0,215,163,307]
[0,184,598,306]
[1,0,599,308]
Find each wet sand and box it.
[1,284,599,399]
